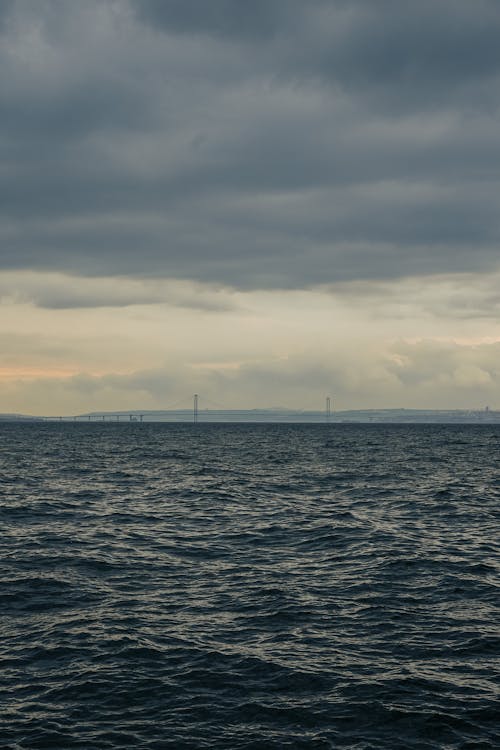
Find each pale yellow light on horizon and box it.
[2,269,500,414]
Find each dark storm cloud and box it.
[136,0,500,108]
[1,0,500,290]
[0,0,15,26]
[292,0,500,108]
[135,0,292,40]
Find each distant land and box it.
[1,408,500,423]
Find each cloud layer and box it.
[2,269,500,413]
[2,1,500,414]
[4,338,500,416]
[2,0,500,288]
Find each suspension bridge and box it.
[44,395,335,424]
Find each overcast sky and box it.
[2,0,500,414]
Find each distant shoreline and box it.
[2,408,500,424]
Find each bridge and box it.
[44,395,335,424]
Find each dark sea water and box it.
[1,423,499,749]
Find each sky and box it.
[2,0,500,415]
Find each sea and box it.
[1,423,498,749]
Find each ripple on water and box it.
[0,423,499,749]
